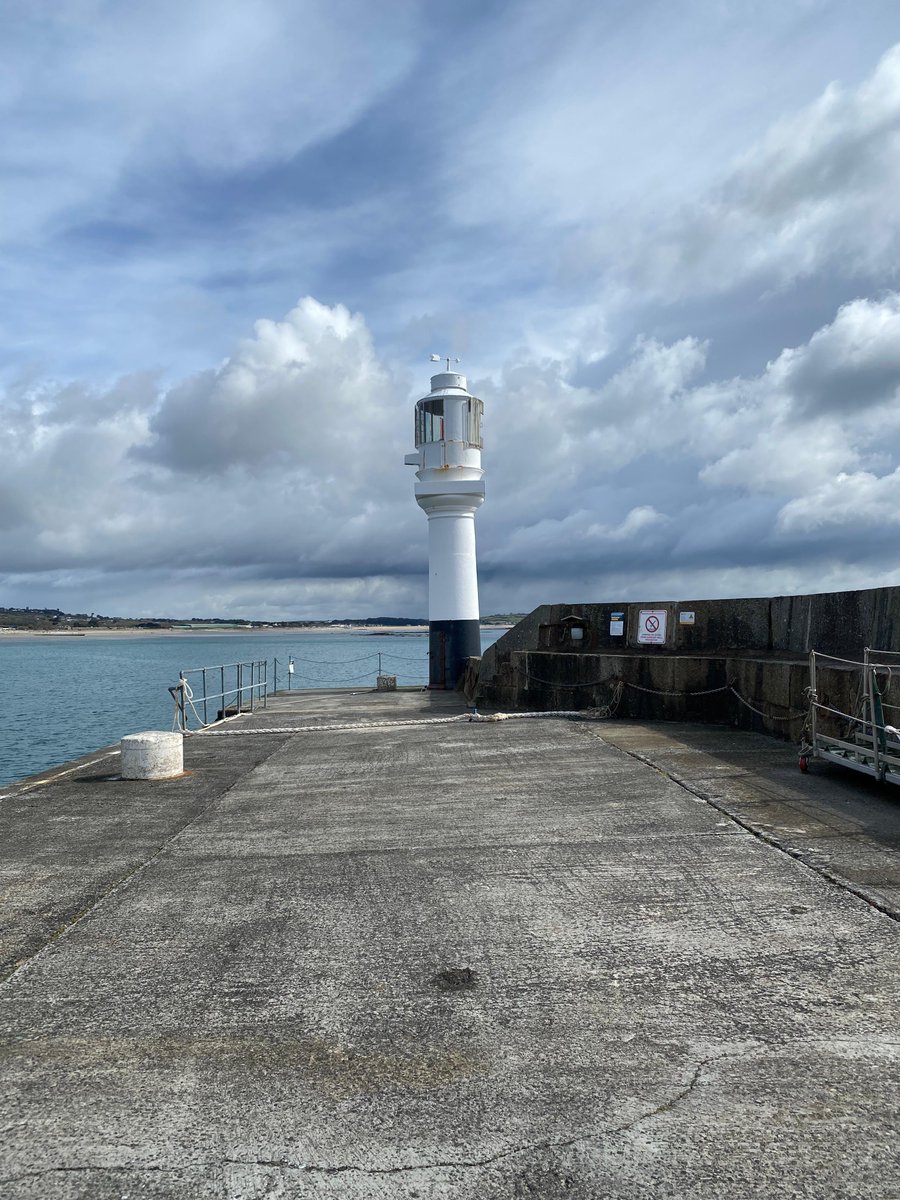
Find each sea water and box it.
[0,629,506,788]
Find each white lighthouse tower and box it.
[404,358,485,688]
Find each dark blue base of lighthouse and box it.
[429,619,481,689]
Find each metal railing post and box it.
[202,667,208,726]
[868,666,881,781]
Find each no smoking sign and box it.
[637,609,668,645]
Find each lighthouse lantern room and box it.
[404,364,485,688]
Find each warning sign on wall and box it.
[637,609,668,645]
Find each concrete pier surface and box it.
[1,690,899,1198]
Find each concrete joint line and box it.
[0,749,121,806]
[0,745,286,991]
[591,732,900,925]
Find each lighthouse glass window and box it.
[415,399,444,445]
[467,398,484,448]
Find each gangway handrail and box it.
[809,650,875,667]
[804,647,900,785]
[865,646,900,658]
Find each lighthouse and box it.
[404,360,485,688]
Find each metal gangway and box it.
[802,647,900,785]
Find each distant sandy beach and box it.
[0,624,510,642]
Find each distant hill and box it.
[0,606,525,631]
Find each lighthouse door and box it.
[429,629,447,688]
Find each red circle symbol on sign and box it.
[645,615,660,633]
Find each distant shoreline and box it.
[0,624,512,642]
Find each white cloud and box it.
[0,300,420,603]
[6,10,900,619]
[477,334,707,528]
[698,295,900,495]
[143,296,395,474]
[0,0,419,239]
[440,0,874,232]
[474,289,900,596]
[778,468,900,534]
[768,293,900,413]
[575,43,900,301]
[6,287,900,616]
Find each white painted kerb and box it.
[120,731,184,780]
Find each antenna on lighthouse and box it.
[430,354,460,372]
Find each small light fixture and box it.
[570,627,584,641]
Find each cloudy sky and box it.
[4,0,900,619]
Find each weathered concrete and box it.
[597,721,900,920]
[1,690,899,1198]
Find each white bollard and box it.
[120,731,184,780]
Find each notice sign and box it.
[609,612,625,636]
[637,609,668,645]
[679,611,696,626]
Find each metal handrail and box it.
[169,646,434,730]
[170,658,269,732]
[179,658,268,674]
[807,648,900,784]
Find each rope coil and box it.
[170,674,263,733]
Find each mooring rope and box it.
[197,705,626,736]
[523,669,807,724]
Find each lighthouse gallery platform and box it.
[1,688,899,1197]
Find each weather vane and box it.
[430,354,460,372]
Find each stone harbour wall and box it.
[474,585,900,737]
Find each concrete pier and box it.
[1,690,899,1197]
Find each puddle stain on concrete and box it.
[4,1032,486,1096]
